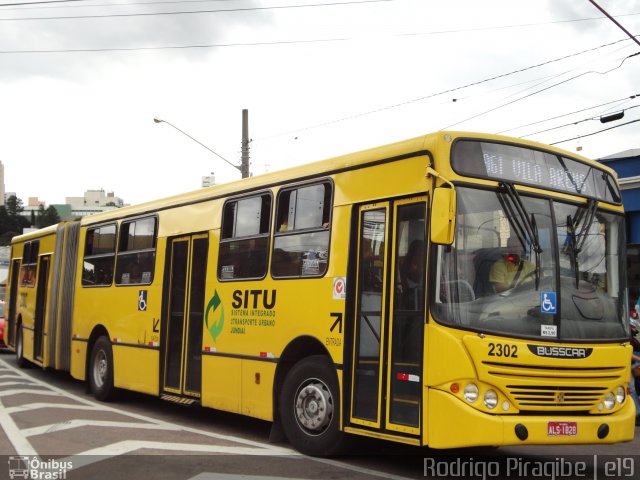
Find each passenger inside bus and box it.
[397,240,425,310]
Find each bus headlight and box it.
[616,386,626,404]
[464,383,479,403]
[604,392,616,410]
[484,389,498,409]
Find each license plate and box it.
[547,421,577,436]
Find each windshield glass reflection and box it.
[433,187,627,341]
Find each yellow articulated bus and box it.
[6,131,635,455]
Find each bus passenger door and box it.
[163,234,209,399]
[385,198,426,435]
[7,259,21,346]
[34,255,51,361]
[349,198,426,437]
[350,202,389,429]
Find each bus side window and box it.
[115,217,157,286]
[82,224,117,287]
[218,193,271,281]
[272,182,332,278]
[19,240,39,288]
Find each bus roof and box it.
[11,223,60,244]
[17,131,621,231]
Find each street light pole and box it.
[153,117,244,176]
[241,109,250,179]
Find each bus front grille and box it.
[480,361,625,411]
[505,385,606,409]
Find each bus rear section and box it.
[8,223,79,371]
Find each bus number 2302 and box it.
[488,342,518,358]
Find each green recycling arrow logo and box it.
[205,290,225,344]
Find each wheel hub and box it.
[295,381,333,434]
[93,350,106,388]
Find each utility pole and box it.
[241,109,250,178]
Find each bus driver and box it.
[489,236,536,293]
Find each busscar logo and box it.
[528,344,593,359]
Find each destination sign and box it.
[452,140,621,203]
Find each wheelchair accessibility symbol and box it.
[540,291,557,314]
[138,290,148,311]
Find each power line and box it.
[521,104,640,137]
[0,0,90,6]
[254,37,639,142]
[587,0,640,47]
[0,0,393,20]
[440,51,640,130]
[0,0,260,7]
[549,118,640,145]
[496,94,639,134]
[394,12,640,37]
[1,18,632,57]
[0,36,351,53]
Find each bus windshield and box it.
[433,186,628,342]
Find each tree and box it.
[5,195,24,217]
[0,196,30,245]
[41,205,60,227]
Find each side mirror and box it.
[431,187,456,245]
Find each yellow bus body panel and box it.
[241,359,277,421]
[70,339,87,381]
[202,356,241,414]
[112,346,159,395]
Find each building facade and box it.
[599,149,640,306]
[64,189,126,218]
[0,161,5,206]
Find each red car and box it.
[0,300,6,349]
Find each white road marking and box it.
[56,441,297,471]
[190,475,301,480]
[0,358,297,454]
[5,402,110,414]
[0,358,417,480]
[0,398,38,456]
[22,419,182,437]
[0,388,56,397]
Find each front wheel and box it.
[279,355,345,456]
[89,336,116,401]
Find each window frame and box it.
[19,239,40,288]
[218,191,273,282]
[271,179,333,279]
[81,222,118,288]
[115,215,158,286]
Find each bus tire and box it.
[15,325,29,369]
[279,355,345,456]
[89,336,116,401]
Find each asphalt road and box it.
[0,350,638,480]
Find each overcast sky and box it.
[0,0,638,206]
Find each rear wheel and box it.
[15,324,29,369]
[89,336,116,401]
[279,355,345,456]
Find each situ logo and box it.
[527,344,593,359]
[8,456,73,480]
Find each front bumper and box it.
[426,389,636,449]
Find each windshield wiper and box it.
[566,198,598,288]
[498,183,543,288]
